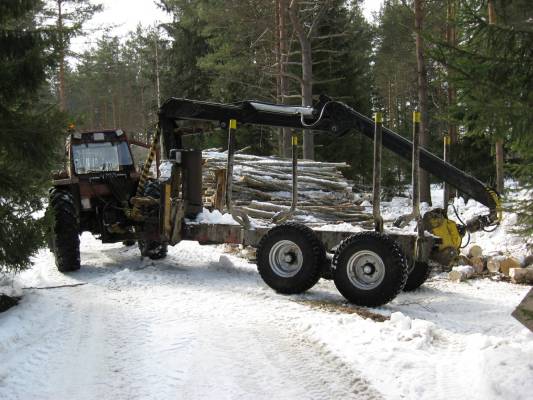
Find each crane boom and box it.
[158,95,501,222]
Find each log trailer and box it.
[49,95,501,307]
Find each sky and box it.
[72,0,384,54]
[70,0,171,54]
[362,0,384,21]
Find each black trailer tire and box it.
[332,231,407,307]
[403,261,432,291]
[137,180,168,260]
[256,223,325,294]
[49,188,80,272]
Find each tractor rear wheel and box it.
[49,188,80,272]
[256,223,325,294]
[137,180,168,260]
[333,231,407,307]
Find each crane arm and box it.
[158,95,501,224]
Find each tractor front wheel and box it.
[49,188,80,272]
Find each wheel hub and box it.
[269,240,303,278]
[363,263,375,275]
[346,250,385,290]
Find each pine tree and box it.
[0,1,65,273]
[42,0,102,111]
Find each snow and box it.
[189,207,240,225]
[158,160,174,179]
[0,232,532,399]
[0,276,22,298]
[1,181,532,399]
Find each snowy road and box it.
[0,235,379,400]
[1,233,532,400]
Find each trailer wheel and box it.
[257,223,325,294]
[49,188,80,272]
[138,180,168,260]
[332,232,407,307]
[403,261,431,291]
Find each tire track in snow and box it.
[1,239,381,400]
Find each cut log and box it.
[510,268,533,284]
[487,256,521,276]
[500,258,522,276]
[468,245,483,258]
[470,256,485,274]
[487,257,502,273]
[449,265,475,282]
[201,150,367,224]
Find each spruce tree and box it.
[433,0,533,232]
[0,0,65,273]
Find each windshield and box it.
[72,142,133,174]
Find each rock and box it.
[470,256,485,274]
[510,267,533,284]
[468,245,483,258]
[512,288,533,332]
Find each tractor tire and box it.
[256,223,325,294]
[49,188,80,272]
[138,180,168,260]
[332,231,407,307]
[403,261,432,291]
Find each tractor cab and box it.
[68,130,136,176]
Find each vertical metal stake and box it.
[225,119,251,229]
[443,134,451,213]
[412,111,423,260]
[272,132,298,223]
[373,112,384,233]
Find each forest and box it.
[1,0,532,272]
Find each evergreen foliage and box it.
[432,0,533,232]
[0,0,65,272]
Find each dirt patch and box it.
[295,299,389,322]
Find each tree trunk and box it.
[289,0,316,160]
[444,0,457,204]
[495,139,504,192]
[57,0,66,111]
[488,0,504,193]
[414,0,431,205]
[278,0,291,158]
[301,39,314,160]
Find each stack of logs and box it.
[201,151,373,226]
[449,246,533,284]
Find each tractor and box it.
[47,95,501,306]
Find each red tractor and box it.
[48,129,182,271]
